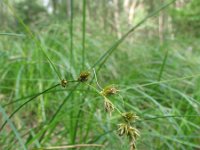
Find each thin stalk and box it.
[82,0,86,70]
[33,144,103,150]
[0,33,25,37]
[0,84,60,132]
[136,73,200,88]
[3,80,78,107]
[93,68,103,90]
[70,0,74,73]
[70,1,74,140]
[158,49,169,81]
[140,115,200,122]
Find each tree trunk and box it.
[113,0,121,38]
[128,0,138,25]
[52,0,57,14]
[66,0,71,18]
[158,11,164,44]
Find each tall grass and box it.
[0,0,200,149]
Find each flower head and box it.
[104,97,114,116]
[117,123,140,150]
[78,71,90,82]
[61,79,68,87]
[122,112,139,123]
[101,86,118,96]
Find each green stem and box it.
[85,83,122,115]
[158,49,169,81]
[0,33,25,37]
[140,115,200,122]
[70,0,74,74]
[82,0,86,70]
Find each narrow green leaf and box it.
[0,105,27,150]
[37,83,80,143]
[0,84,60,132]
[158,48,169,81]
[0,33,25,37]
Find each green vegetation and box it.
[0,0,200,150]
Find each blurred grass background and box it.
[0,0,200,149]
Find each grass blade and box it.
[2,1,62,81]
[38,83,80,143]
[70,0,74,73]
[140,115,200,121]
[82,0,86,70]
[158,48,169,81]
[0,84,60,132]
[0,105,27,150]
[33,144,103,150]
[0,33,25,37]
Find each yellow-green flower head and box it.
[61,79,68,87]
[122,112,139,123]
[117,123,140,150]
[101,86,118,96]
[104,97,114,115]
[78,71,90,82]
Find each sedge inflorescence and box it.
[78,71,90,82]
[101,86,140,150]
[61,79,68,87]
[118,112,140,149]
[61,70,140,149]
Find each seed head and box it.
[78,71,90,82]
[104,98,114,116]
[126,125,140,140]
[122,112,139,123]
[101,86,118,96]
[61,79,68,87]
[118,123,129,136]
[130,141,136,150]
[117,123,140,150]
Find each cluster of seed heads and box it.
[119,112,140,150]
[61,70,139,149]
[102,87,140,149]
[61,71,90,87]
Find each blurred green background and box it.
[0,0,200,149]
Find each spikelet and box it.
[61,79,68,87]
[78,71,90,82]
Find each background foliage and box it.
[0,0,200,150]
